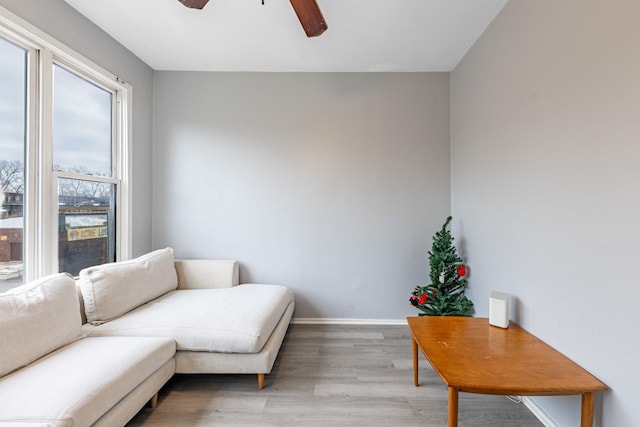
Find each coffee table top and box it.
[407,316,607,396]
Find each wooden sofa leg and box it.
[258,373,265,390]
[148,392,159,408]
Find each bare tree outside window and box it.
[56,166,110,200]
[0,160,24,194]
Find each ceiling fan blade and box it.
[290,0,328,37]
[178,0,210,9]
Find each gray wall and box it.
[153,72,451,320]
[451,0,640,425]
[0,0,155,256]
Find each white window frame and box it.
[0,6,132,280]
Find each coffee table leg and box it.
[581,392,595,427]
[412,335,419,386]
[448,387,459,427]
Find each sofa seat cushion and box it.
[0,273,81,378]
[0,336,175,427]
[82,284,294,354]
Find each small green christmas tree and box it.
[410,216,473,316]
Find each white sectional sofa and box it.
[0,248,295,426]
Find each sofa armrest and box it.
[174,260,239,289]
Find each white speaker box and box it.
[489,291,509,328]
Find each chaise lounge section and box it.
[78,248,295,390]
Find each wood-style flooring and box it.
[128,323,543,426]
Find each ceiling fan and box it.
[177,0,328,37]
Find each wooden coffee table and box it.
[407,316,607,427]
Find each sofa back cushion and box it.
[174,259,239,289]
[78,247,178,324]
[0,273,81,377]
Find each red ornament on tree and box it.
[418,293,428,304]
[457,264,466,277]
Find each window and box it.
[0,7,131,290]
[53,65,117,276]
[0,36,26,290]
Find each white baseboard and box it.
[522,397,558,427]
[291,318,408,326]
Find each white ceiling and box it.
[63,0,507,72]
